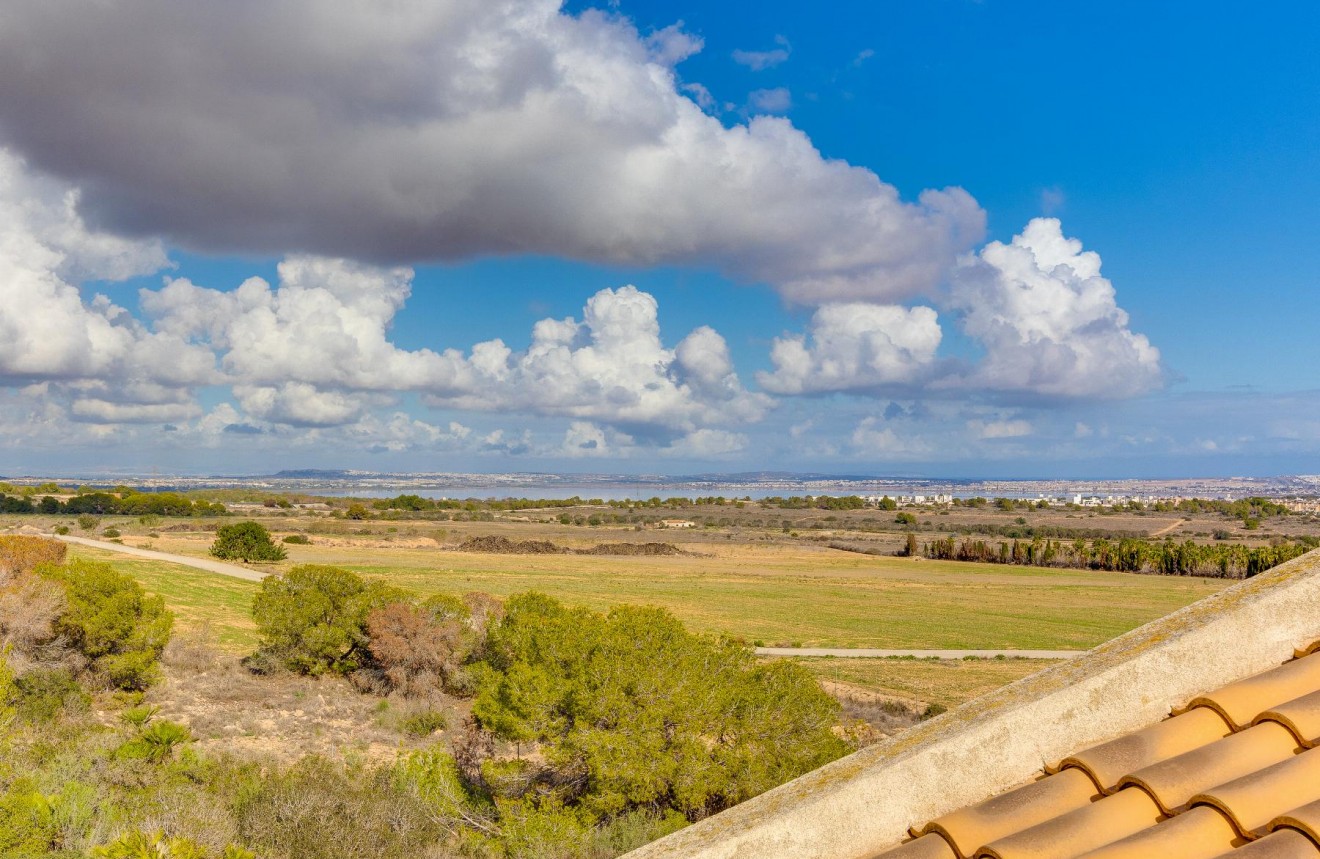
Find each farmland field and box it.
[64,519,1230,653]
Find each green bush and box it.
[401,709,448,737]
[93,829,255,859]
[118,720,192,762]
[12,667,90,722]
[209,521,287,562]
[282,534,311,545]
[101,527,122,539]
[0,782,62,855]
[41,559,173,690]
[473,593,847,822]
[250,566,402,674]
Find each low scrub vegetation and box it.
[234,564,848,855]
[1,540,851,857]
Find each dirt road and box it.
[52,533,271,583]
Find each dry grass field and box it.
[9,502,1276,716]
[59,514,1230,654]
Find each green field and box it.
[68,535,1231,654]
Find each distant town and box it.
[1,469,1317,508]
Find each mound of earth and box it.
[456,536,688,556]
[457,535,569,554]
[577,542,687,556]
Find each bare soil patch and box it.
[146,644,464,765]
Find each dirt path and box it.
[754,647,1082,659]
[52,533,272,583]
[1150,518,1188,537]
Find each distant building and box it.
[659,519,695,529]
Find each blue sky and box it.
[0,0,1315,478]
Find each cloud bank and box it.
[0,0,983,304]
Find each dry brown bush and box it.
[162,622,221,673]
[0,572,68,670]
[0,535,66,582]
[365,602,462,697]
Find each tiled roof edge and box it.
[621,549,1320,859]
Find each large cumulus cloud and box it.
[0,0,982,304]
[758,303,942,394]
[0,149,215,418]
[422,285,772,433]
[947,218,1162,398]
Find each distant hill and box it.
[269,469,353,479]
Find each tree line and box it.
[914,534,1312,578]
[0,490,226,516]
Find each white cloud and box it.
[233,383,375,428]
[758,304,942,394]
[850,417,932,459]
[682,82,716,111]
[646,22,703,66]
[748,87,792,114]
[732,36,792,71]
[141,257,466,392]
[0,150,213,408]
[971,418,1033,439]
[0,2,983,305]
[947,218,1162,398]
[664,428,747,457]
[428,286,771,432]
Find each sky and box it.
[0,0,1316,479]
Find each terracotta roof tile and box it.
[870,834,958,859]
[1255,690,1320,747]
[875,648,1320,859]
[1273,798,1320,845]
[1058,706,1232,792]
[1209,828,1320,858]
[1116,721,1301,814]
[973,787,1162,859]
[915,768,1098,857]
[1069,805,1240,859]
[1185,654,1320,729]
[1190,748,1320,837]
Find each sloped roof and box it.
[880,641,1320,858]
[623,549,1320,859]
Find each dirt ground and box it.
[139,632,462,765]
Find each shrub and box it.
[282,534,310,544]
[250,566,401,674]
[365,601,463,696]
[401,709,448,737]
[234,757,442,859]
[92,829,255,859]
[118,720,192,762]
[209,522,286,562]
[473,593,847,822]
[77,515,99,531]
[0,572,66,657]
[101,527,122,539]
[41,559,173,690]
[0,535,67,581]
[12,667,89,722]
